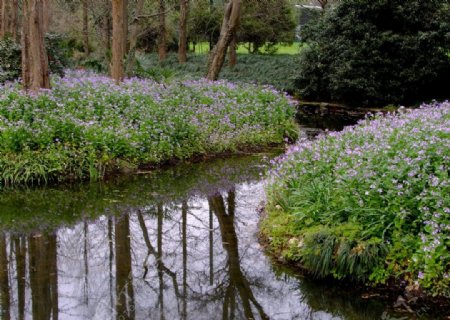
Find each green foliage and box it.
[45,33,72,76]
[239,0,296,54]
[0,72,297,186]
[188,0,223,44]
[136,52,299,93]
[0,37,21,83]
[187,0,296,54]
[295,0,450,107]
[263,104,450,297]
[0,34,71,83]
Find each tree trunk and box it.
[102,2,112,56]
[208,0,213,50]
[82,0,89,55]
[42,0,49,32]
[1,0,18,39]
[228,32,237,68]
[123,0,128,51]
[111,0,126,82]
[178,0,189,63]
[158,0,166,61]
[125,0,145,76]
[206,0,242,81]
[10,0,18,40]
[317,0,328,10]
[1,0,10,38]
[22,0,50,91]
[0,0,3,37]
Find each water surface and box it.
[0,152,422,320]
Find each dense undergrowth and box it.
[262,102,450,297]
[135,53,298,93]
[0,71,297,187]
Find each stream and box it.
[0,117,430,320]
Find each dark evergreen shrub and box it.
[295,0,450,107]
[0,37,21,83]
[0,33,70,83]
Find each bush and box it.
[0,71,298,186]
[295,0,450,107]
[0,37,21,83]
[263,103,450,297]
[0,34,70,83]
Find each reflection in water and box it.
[0,155,412,319]
[115,215,135,320]
[28,234,58,320]
[209,190,268,320]
[0,233,10,320]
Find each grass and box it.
[261,103,450,297]
[189,42,303,55]
[0,70,298,187]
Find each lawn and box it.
[189,42,303,55]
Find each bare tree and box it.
[206,0,242,80]
[22,0,51,91]
[178,0,189,63]
[111,0,127,82]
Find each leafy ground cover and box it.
[261,102,450,297]
[0,71,297,187]
[136,53,298,93]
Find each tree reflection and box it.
[28,233,58,320]
[0,233,10,320]
[115,215,135,320]
[13,236,26,320]
[208,190,269,320]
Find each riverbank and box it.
[261,102,450,310]
[0,71,297,187]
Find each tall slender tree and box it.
[111,0,127,82]
[178,0,189,63]
[21,0,51,91]
[158,0,167,61]
[1,0,19,40]
[0,0,2,37]
[82,0,89,55]
[206,0,242,80]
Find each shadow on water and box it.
[0,150,431,318]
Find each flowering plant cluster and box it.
[264,102,450,297]
[0,71,297,186]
